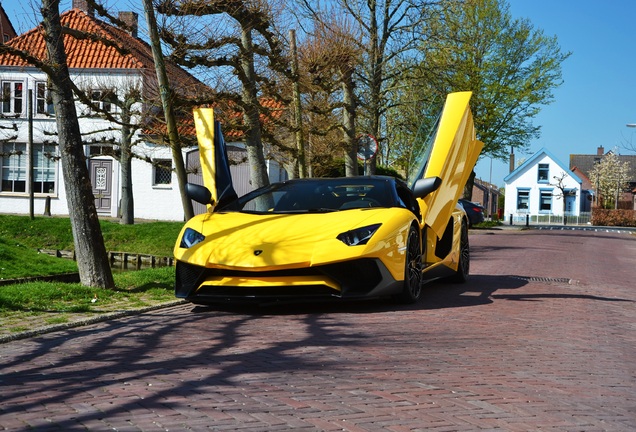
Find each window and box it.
[36,82,55,115]
[33,145,57,194]
[1,143,26,192]
[1,81,24,116]
[517,189,529,210]
[153,159,172,185]
[1,143,57,194]
[90,89,115,113]
[539,189,552,212]
[538,163,549,182]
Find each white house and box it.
[0,1,286,221]
[0,2,205,221]
[503,148,583,222]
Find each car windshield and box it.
[218,178,396,214]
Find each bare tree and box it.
[301,16,362,176]
[156,0,292,190]
[297,0,429,174]
[40,0,114,288]
[550,172,574,225]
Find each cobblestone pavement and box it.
[0,229,635,431]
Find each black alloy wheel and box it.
[396,225,423,303]
[449,220,470,283]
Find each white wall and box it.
[504,153,581,217]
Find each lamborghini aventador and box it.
[174,91,483,305]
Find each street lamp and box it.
[627,123,636,128]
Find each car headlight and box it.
[179,228,206,248]
[337,224,381,246]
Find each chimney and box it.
[119,12,138,38]
[509,147,515,173]
[72,0,94,16]
[597,146,604,156]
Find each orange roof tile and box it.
[0,8,208,99]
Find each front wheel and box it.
[448,219,470,283]
[395,225,423,304]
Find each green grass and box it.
[0,236,78,279]
[474,220,504,228]
[0,215,181,333]
[0,215,183,279]
[0,266,175,314]
[0,215,182,256]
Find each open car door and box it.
[418,92,484,239]
[192,108,238,210]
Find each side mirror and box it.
[186,183,214,205]
[412,176,442,199]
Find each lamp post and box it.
[627,123,636,128]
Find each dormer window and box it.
[1,81,24,116]
[538,163,549,183]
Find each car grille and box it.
[175,259,384,299]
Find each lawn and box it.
[0,215,183,336]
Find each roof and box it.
[504,147,582,184]
[570,151,636,183]
[0,8,209,100]
[0,6,285,142]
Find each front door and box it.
[565,194,576,215]
[89,159,112,213]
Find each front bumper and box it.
[175,258,402,304]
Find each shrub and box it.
[591,208,636,227]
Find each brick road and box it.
[1,229,635,431]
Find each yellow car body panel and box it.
[193,108,217,206]
[420,92,484,239]
[174,208,415,284]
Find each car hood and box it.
[175,209,398,270]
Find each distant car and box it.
[459,199,485,227]
[174,92,483,305]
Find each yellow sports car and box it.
[174,92,483,304]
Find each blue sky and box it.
[474,0,636,186]
[4,1,636,188]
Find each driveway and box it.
[1,229,635,431]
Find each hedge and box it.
[591,209,636,227]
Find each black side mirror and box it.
[412,176,442,199]
[186,183,213,205]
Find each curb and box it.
[0,300,187,345]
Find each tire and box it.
[395,225,423,304]
[448,219,470,283]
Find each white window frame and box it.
[153,159,172,186]
[1,142,26,193]
[35,81,55,116]
[1,80,24,116]
[1,142,58,195]
[89,89,115,113]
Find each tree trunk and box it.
[240,27,270,189]
[143,0,193,220]
[119,109,134,224]
[342,70,357,177]
[41,0,114,288]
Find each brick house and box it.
[570,146,636,210]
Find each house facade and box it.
[0,1,288,222]
[471,178,501,218]
[0,3,17,42]
[570,146,636,210]
[503,148,584,221]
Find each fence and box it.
[508,212,592,226]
